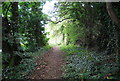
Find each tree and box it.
[2,2,48,67]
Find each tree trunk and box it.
[10,2,21,66]
[11,2,19,52]
[106,2,120,28]
[85,3,94,48]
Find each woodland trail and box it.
[30,46,64,79]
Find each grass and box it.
[60,45,119,79]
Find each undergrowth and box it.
[60,45,119,80]
[2,46,51,79]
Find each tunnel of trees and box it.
[2,1,120,80]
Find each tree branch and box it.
[47,18,70,24]
[106,2,120,29]
[5,3,12,17]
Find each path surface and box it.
[30,46,64,79]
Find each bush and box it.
[2,46,51,79]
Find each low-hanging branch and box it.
[5,3,12,17]
[47,17,70,24]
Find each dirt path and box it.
[30,46,64,79]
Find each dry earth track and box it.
[30,46,64,79]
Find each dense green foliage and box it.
[50,2,120,79]
[2,1,120,80]
[2,2,48,52]
[52,2,120,53]
[61,45,118,79]
[2,2,49,79]
[3,46,51,79]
